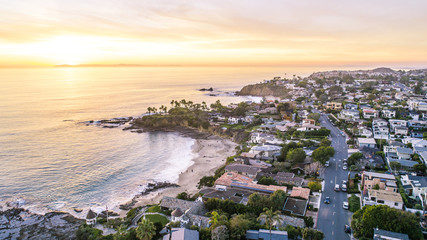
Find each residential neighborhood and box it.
[80,68,426,240]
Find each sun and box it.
[43,36,95,65]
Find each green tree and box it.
[76,224,103,240]
[347,152,363,167]
[348,194,360,212]
[113,224,128,240]
[209,211,228,230]
[390,161,402,173]
[301,228,324,240]
[257,176,277,186]
[229,214,252,240]
[320,138,331,147]
[414,80,424,95]
[198,176,216,188]
[211,225,229,240]
[312,146,335,164]
[286,148,307,164]
[258,208,283,238]
[308,181,322,192]
[176,192,190,200]
[307,113,321,121]
[247,193,272,215]
[136,219,156,240]
[269,190,287,211]
[413,163,427,174]
[351,205,422,239]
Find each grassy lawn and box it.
[146,205,161,213]
[144,214,169,226]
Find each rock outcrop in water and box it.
[0,208,83,240]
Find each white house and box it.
[363,108,378,119]
[401,175,427,202]
[394,127,408,136]
[381,109,396,118]
[297,123,321,131]
[364,189,403,210]
[389,119,407,132]
[358,127,373,138]
[339,109,360,120]
[357,138,377,148]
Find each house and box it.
[361,172,397,193]
[171,208,189,225]
[215,172,287,194]
[274,172,304,186]
[394,127,408,136]
[372,118,389,140]
[86,209,97,225]
[162,228,199,240]
[246,229,288,240]
[400,175,427,201]
[358,127,373,138]
[160,197,210,228]
[250,145,282,159]
[363,108,379,119]
[384,146,416,168]
[326,102,343,110]
[345,103,358,110]
[408,120,427,130]
[225,164,261,179]
[408,99,427,112]
[389,119,407,132]
[381,109,396,118]
[297,123,321,131]
[290,187,310,200]
[283,197,308,216]
[200,187,254,204]
[339,109,360,120]
[357,138,377,148]
[365,189,403,209]
[373,228,409,240]
[302,119,315,125]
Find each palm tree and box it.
[136,218,156,240]
[147,107,152,114]
[113,224,128,240]
[257,208,283,239]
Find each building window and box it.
[395,202,398,206]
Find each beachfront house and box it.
[215,172,287,194]
[225,164,261,179]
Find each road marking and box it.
[330,180,333,184]
[332,231,334,236]
[332,221,334,225]
[333,204,335,207]
[333,212,336,216]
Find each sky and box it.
[1,0,427,68]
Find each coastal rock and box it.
[237,83,289,97]
[199,87,213,91]
[0,208,83,240]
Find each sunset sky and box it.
[1,0,427,67]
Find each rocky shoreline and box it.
[0,208,83,240]
[119,182,179,210]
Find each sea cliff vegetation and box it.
[128,99,252,143]
[237,82,290,97]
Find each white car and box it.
[334,184,340,191]
[325,161,330,167]
[343,201,349,209]
[343,165,347,170]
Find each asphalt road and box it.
[316,112,353,240]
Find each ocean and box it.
[0,66,315,217]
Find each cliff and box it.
[236,83,289,97]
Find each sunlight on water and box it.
[0,66,316,215]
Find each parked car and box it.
[324,197,330,204]
[343,165,347,170]
[343,201,349,209]
[334,184,340,191]
[325,161,329,167]
[342,180,347,192]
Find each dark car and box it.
[324,197,330,204]
[344,224,351,234]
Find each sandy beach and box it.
[119,134,236,215]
